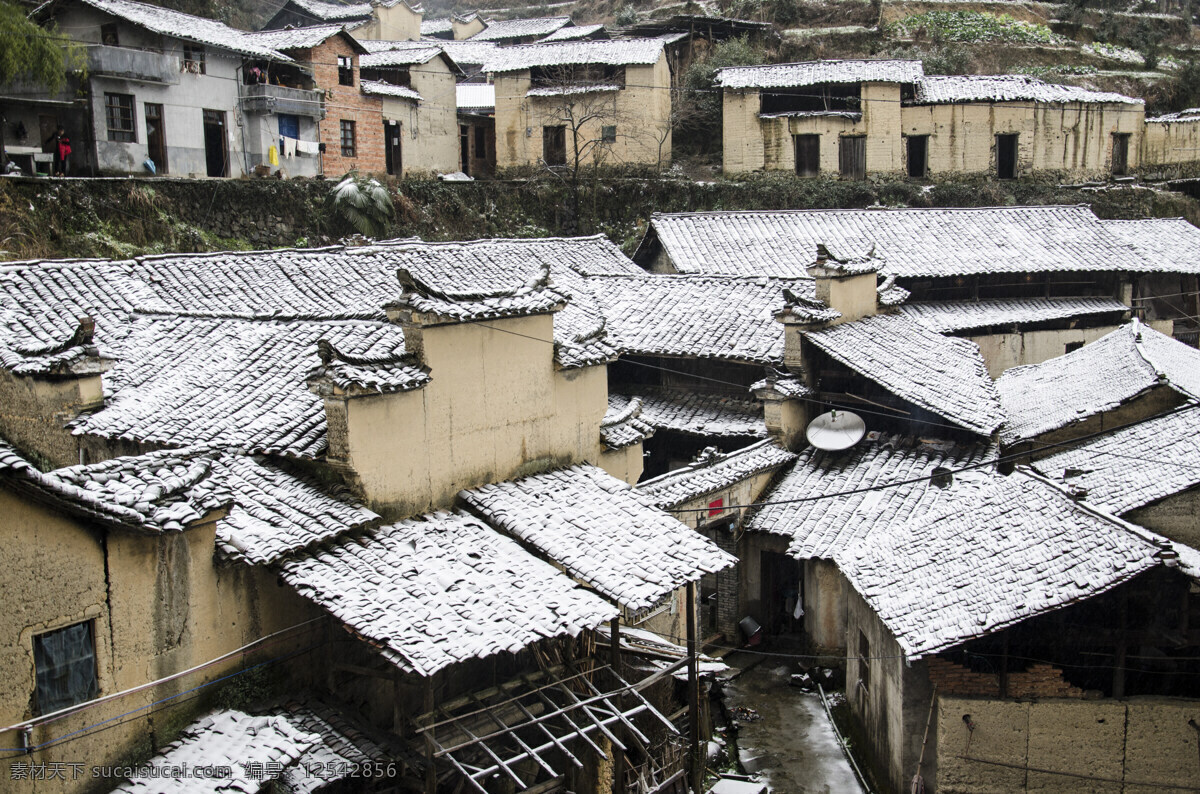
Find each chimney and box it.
[752,371,813,452]
[806,243,880,325]
[0,316,114,468]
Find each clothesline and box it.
[267,135,321,166]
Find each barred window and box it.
[601,125,616,143]
[104,93,135,142]
[340,119,356,158]
[34,622,99,715]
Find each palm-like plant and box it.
[326,172,394,238]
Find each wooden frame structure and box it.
[416,661,683,793]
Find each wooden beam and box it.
[467,691,559,780]
[687,581,702,794]
[424,678,437,794]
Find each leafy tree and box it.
[1132,20,1159,71]
[0,1,74,93]
[326,172,394,238]
[614,4,638,26]
[675,36,765,156]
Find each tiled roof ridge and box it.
[396,258,555,302]
[600,395,643,427]
[1019,468,1180,564]
[638,438,797,501]
[12,316,96,357]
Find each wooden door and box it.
[839,135,866,180]
[996,133,1018,179]
[1112,133,1130,176]
[542,125,566,166]
[202,109,228,177]
[794,134,819,177]
[385,121,402,176]
[906,134,927,178]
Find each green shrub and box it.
[888,11,1065,45]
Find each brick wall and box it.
[309,38,386,177]
[927,656,1084,699]
[713,529,739,639]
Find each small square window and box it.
[337,55,354,87]
[601,125,616,143]
[34,622,99,715]
[339,119,356,158]
[182,45,206,75]
[100,23,119,46]
[104,93,135,142]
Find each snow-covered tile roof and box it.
[1100,218,1200,274]
[360,46,444,67]
[748,433,998,559]
[541,23,606,41]
[0,442,230,533]
[286,0,373,21]
[457,82,495,110]
[996,321,1200,445]
[277,701,394,793]
[482,37,665,73]
[421,16,453,34]
[470,15,572,41]
[1033,406,1200,517]
[638,439,796,509]
[0,441,375,555]
[365,38,499,67]
[361,79,422,101]
[910,75,1141,106]
[640,205,1176,280]
[1147,107,1200,123]
[803,314,1004,436]
[74,0,292,60]
[599,396,655,449]
[215,455,378,565]
[608,390,766,437]
[589,274,804,365]
[245,23,356,52]
[75,316,412,459]
[898,296,1129,333]
[460,464,737,611]
[280,510,616,676]
[111,709,320,793]
[716,59,923,90]
[836,471,1172,658]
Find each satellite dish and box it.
[806,409,866,451]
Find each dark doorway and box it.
[794,134,819,177]
[996,133,1018,179]
[760,551,802,636]
[1112,133,1130,176]
[906,134,928,178]
[385,121,402,176]
[145,103,167,174]
[542,125,566,166]
[459,124,470,175]
[838,135,865,180]
[202,109,227,177]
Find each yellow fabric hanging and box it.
[267,145,279,167]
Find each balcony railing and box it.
[239,84,325,120]
[86,44,179,84]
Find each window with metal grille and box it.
[340,119,356,157]
[601,125,616,143]
[34,622,99,715]
[104,93,135,142]
[338,55,354,86]
[182,45,206,74]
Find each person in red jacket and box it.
[45,125,71,176]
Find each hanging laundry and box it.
[296,139,321,156]
[284,137,297,158]
[267,145,279,166]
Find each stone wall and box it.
[935,694,1200,793]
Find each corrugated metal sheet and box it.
[482,38,665,74]
[910,74,1141,105]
